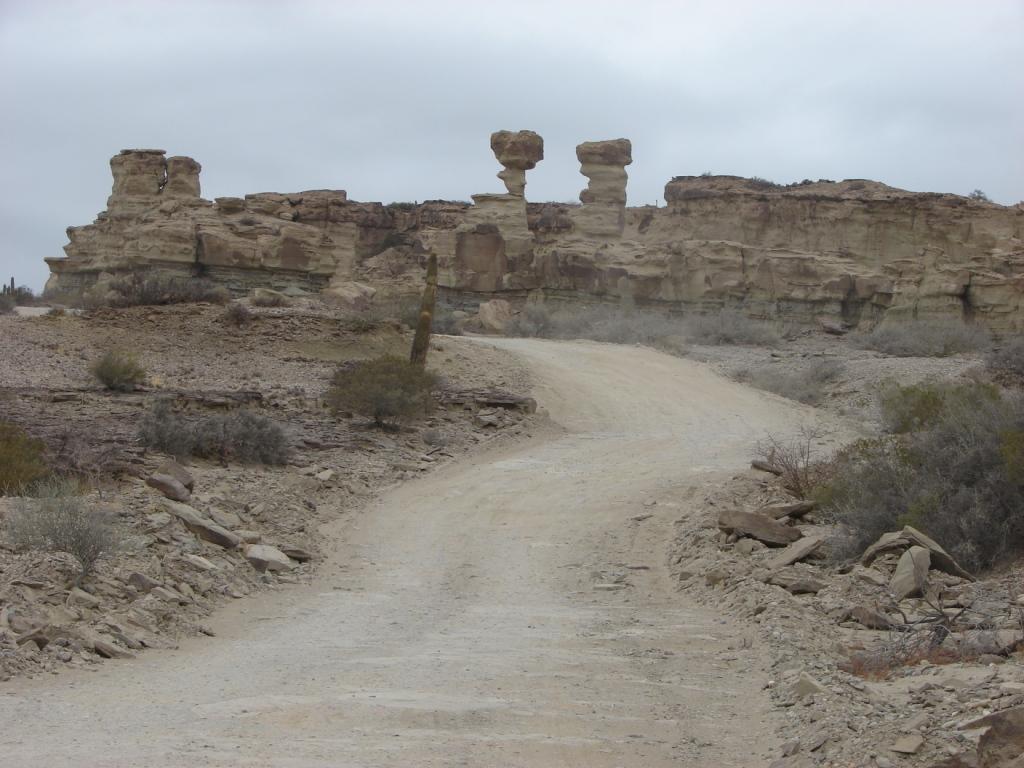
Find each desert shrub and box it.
[968,189,991,202]
[138,401,290,464]
[754,427,835,499]
[824,384,1024,571]
[852,318,990,357]
[682,310,781,347]
[879,381,998,433]
[47,307,67,317]
[103,274,230,308]
[744,358,844,404]
[222,302,254,327]
[5,478,119,582]
[251,293,290,308]
[503,303,687,351]
[326,356,438,429]
[90,350,146,391]
[0,294,14,314]
[987,337,1024,378]
[0,422,49,495]
[432,306,462,335]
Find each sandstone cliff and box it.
[46,142,1024,330]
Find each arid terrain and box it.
[1,298,1022,768]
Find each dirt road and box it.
[0,339,823,767]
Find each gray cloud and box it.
[2,0,1021,290]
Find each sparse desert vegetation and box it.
[326,355,438,429]
[740,358,844,404]
[0,421,49,495]
[852,317,990,357]
[90,349,146,391]
[138,401,290,464]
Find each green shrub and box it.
[743,359,844,405]
[5,478,119,582]
[0,422,49,495]
[825,384,1024,571]
[879,381,998,433]
[138,402,290,464]
[852,318,990,357]
[326,356,438,429]
[90,350,146,391]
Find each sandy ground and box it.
[0,338,835,767]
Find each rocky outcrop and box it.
[46,140,1024,331]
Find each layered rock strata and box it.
[46,143,1024,330]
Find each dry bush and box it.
[90,349,146,391]
[754,427,835,499]
[0,294,14,314]
[251,293,290,308]
[0,422,49,495]
[742,359,844,405]
[504,303,687,351]
[852,318,990,357]
[988,337,1024,378]
[825,384,1024,571]
[100,273,230,308]
[326,356,438,429]
[138,402,290,464]
[222,302,254,327]
[5,478,119,582]
[681,310,781,347]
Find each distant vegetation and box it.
[740,358,844,405]
[852,318,990,357]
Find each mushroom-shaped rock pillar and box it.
[490,130,544,197]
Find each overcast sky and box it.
[2,0,1022,291]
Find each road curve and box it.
[0,339,821,767]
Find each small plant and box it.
[0,422,49,495]
[754,427,834,499]
[251,293,290,308]
[138,401,290,464]
[968,189,991,202]
[5,478,119,583]
[852,318,990,357]
[326,356,438,429]
[743,359,844,405]
[222,302,254,327]
[90,350,146,391]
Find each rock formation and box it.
[573,138,632,237]
[45,140,1024,331]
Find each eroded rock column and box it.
[574,138,632,237]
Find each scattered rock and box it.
[791,672,828,700]
[767,535,825,569]
[862,526,973,581]
[890,734,925,754]
[127,573,161,593]
[718,509,802,547]
[242,544,294,573]
[146,473,191,502]
[759,500,816,520]
[890,546,931,600]
[163,500,241,549]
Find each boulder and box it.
[155,459,194,491]
[145,473,191,502]
[862,526,973,580]
[127,572,161,593]
[790,672,828,700]
[846,606,895,630]
[242,544,294,573]
[890,734,925,754]
[758,500,816,520]
[278,545,313,562]
[767,535,825,569]
[477,299,514,334]
[890,546,931,599]
[162,500,240,549]
[717,509,802,547]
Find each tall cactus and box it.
[409,252,438,367]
